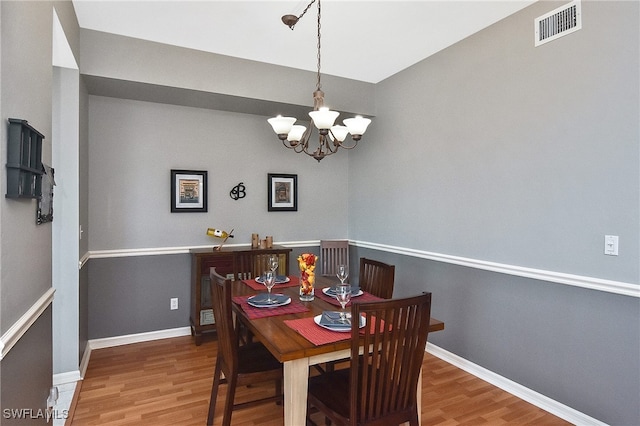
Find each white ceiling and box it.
[72,0,536,84]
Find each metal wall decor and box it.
[37,164,55,224]
[229,182,246,200]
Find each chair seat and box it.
[308,369,351,421]
[237,342,282,376]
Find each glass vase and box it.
[299,274,315,301]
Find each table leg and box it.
[283,358,309,426]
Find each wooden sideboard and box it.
[189,245,292,345]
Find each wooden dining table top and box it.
[231,275,445,363]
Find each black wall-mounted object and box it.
[6,118,44,199]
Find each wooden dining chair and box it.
[358,257,395,299]
[234,251,290,280]
[320,240,349,276]
[307,292,433,426]
[207,268,283,426]
[318,257,395,376]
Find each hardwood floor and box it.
[69,336,571,425]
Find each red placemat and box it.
[242,275,300,291]
[316,287,383,307]
[232,294,309,319]
[283,317,352,345]
[284,314,384,346]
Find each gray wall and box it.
[88,255,191,338]
[88,246,318,338]
[352,1,638,283]
[87,96,349,250]
[1,0,53,337]
[0,308,53,426]
[79,29,376,121]
[1,2,53,422]
[349,1,639,425]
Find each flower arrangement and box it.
[298,253,317,299]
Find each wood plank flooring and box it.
[68,336,571,425]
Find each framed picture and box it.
[268,173,297,212]
[171,169,208,213]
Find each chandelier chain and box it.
[316,0,322,91]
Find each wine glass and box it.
[335,283,351,323]
[264,270,276,303]
[336,264,348,285]
[269,255,279,275]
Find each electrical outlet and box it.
[170,298,178,310]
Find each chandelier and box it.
[267,0,371,162]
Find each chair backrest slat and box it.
[320,240,349,276]
[350,292,432,425]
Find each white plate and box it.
[247,293,291,308]
[322,287,363,298]
[255,275,290,284]
[314,312,366,332]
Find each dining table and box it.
[230,273,445,426]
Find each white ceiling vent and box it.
[535,0,582,47]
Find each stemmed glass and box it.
[336,265,348,285]
[269,255,279,275]
[263,270,276,303]
[335,283,352,323]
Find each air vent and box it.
[535,0,582,47]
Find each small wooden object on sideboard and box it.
[189,245,292,345]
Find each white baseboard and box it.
[79,340,92,379]
[426,343,607,426]
[87,326,192,350]
[53,370,81,386]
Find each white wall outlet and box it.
[604,235,619,256]
[170,298,178,310]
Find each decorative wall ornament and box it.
[37,164,55,225]
[229,182,246,200]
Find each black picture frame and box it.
[171,169,208,213]
[268,173,297,212]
